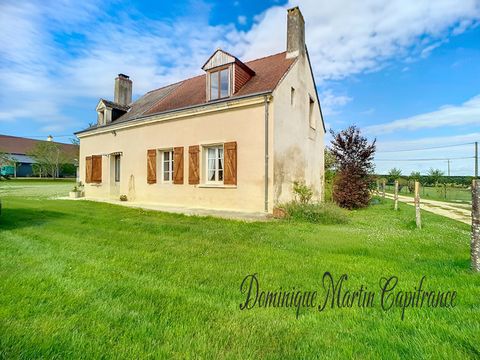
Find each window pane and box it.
[208,148,216,160]
[218,170,223,181]
[220,69,228,98]
[218,157,223,171]
[210,72,219,100]
[164,171,169,181]
[208,170,215,181]
[208,158,215,171]
[164,152,169,161]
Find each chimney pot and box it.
[286,6,305,59]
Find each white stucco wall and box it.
[271,55,325,205]
[79,100,274,213]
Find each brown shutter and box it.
[224,141,237,185]
[91,155,102,183]
[147,149,156,184]
[173,147,184,184]
[85,156,92,183]
[189,145,200,184]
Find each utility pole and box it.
[447,159,450,177]
[475,141,478,179]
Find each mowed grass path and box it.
[0,181,479,359]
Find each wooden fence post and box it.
[394,180,399,210]
[472,179,480,272]
[415,181,421,229]
[382,179,386,199]
[376,180,380,196]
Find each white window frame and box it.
[204,145,224,184]
[161,149,174,183]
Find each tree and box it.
[387,168,402,183]
[0,150,14,179]
[427,168,444,186]
[330,126,376,209]
[28,142,65,179]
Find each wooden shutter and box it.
[85,156,92,183]
[224,141,237,185]
[147,149,156,184]
[189,145,200,185]
[91,155,102,183]
[173,147,184,184]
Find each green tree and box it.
[387,168,402,183]
[28,142,65,179]
[427,168,444,186]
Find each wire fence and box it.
[384,184,471,204]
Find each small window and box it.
[210,68,229,100]
[98,110,105,125]
[206,146,224,183]
[291,87,295,106]
[309,95,315,129]
[114,155,120,182]
[162,150,174,182]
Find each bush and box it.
[292,181,313,204]
[281,201,349,224]
[333,171,372,209]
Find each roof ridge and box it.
[244,51,286,64]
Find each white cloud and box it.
[1,0,480,133]
[319,89,352,116]
[241,0,480,80]
[365,95,480,135]
[238,15,247,25]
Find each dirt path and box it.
[385,193,471,224]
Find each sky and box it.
[0,0,479,175]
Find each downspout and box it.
[264,95,270,212]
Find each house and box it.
[76,7,325,213]
[0,134,79,178]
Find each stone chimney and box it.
[286,6,305,59]
[114,74,132,106]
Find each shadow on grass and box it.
[0,207,67,230]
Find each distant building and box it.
[0,134,79,178]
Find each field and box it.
[0,180,479,359]
[384,184,471,204]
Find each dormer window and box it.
[202,49,255,102]
[210,68,229,100]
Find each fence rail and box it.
[384,184,471,204]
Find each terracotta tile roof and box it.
[0,134,79,161]
[145,52,295,116]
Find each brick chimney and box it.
[114,74,132,106]
[286,7,305,59]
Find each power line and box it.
[376,142,475,153]
[375,156,474,162]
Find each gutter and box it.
[264,95,271,213]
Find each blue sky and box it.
[0,0,479,175]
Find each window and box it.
[210,68,229,100]
[98,110,105,125]
[206,146,223,182]
[114,155,121,182]
[309,95,315,129]
[162,150,174,182]
[290,87,295,106]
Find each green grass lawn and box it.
[0,181,479,359]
